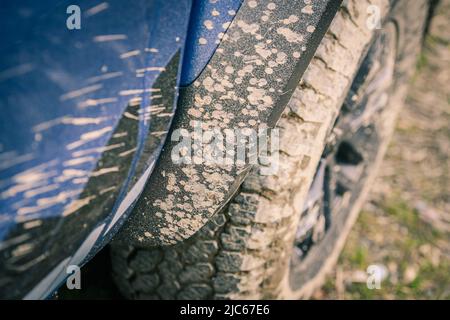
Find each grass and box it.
[317,197,450,300]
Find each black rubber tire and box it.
[110,0,430,299]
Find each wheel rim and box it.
[289,23,398,290]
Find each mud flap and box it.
[119,0,343,246]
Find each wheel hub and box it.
[294,25,398,260]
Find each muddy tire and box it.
[111,0,430,299]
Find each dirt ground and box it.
[314,0,450,300]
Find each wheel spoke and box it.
[294,26,397,260]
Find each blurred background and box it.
[314,0,450,300]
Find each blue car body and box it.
[0,0,242,299]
